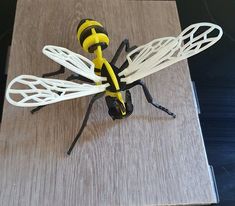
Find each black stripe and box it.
[88,42,108,53]
[94,26,108,36]
[79,27,92,46]
[94,68,101,73]
[76,18,93,32]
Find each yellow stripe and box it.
[77,20,102,39]
[82,33,109,52]
[104,60,120,91]
[103,60,126,115]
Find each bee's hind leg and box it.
[126,80,176,118]
[138,81,176,118]
[42,65,65,78]
[110,39,137,66]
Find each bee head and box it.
[77,19,109,53]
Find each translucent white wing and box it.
[120,22,223,84]
[43,45,105,83]
[6,75,109,107]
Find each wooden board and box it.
[0,0,217,205]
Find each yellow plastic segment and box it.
[82,33,109,52]
[103,60,126,115]
[93,46,103,72]
[77,20,125,116]
[77,20,102,39]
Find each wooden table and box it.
[0,0,218,205]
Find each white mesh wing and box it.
[6,75,109,107]
[120,22,223,84]
[43,45,105,83]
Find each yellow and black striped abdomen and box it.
[77,19,109,53]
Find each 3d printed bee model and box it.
[6,19,223,154]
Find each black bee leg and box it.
[126,80,176,118]
[110,39,137,66]
[66,74,79,81]
[42,65,65,78]
[30,105,46,114]
[138,81,176,118]
[65,74,93,83]
[67,92,105,155]
[30,91,62,114]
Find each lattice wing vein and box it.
[120,22,223,84]
[43,45,105,83]
[6,75,108,107]
[120,37,177,77]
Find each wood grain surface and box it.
[0,0,217,205]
